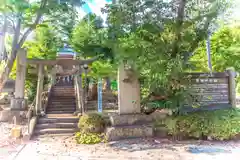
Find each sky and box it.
[77,0,111,23]
[81,0,240,21]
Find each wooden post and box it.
[227,68,237,107]
[35,64,44,115]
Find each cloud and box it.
[77,0,111,25]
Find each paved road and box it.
[1,136,240,160]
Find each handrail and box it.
[26,83,52,134]
[74,75,84,114]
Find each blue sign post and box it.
[98,78,103,113]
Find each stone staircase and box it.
[34,82,79,136]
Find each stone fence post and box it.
[227,68,237,107]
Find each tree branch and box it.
[18,0,48,47]
[6,16,16,32]
[190,17,212,52]
[80,55,102,65]
[171,0,186,57]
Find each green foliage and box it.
[191,26,240,72]
[76,113,107,144]
[75,131,106,144]
[71,13,114,61]
[158,108,240,140]
[9,25,62,102]
[88,61,117,81]
[102,0,230,108]
[78,113,106,133]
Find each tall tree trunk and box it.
[0,13,7,61]
[0,0,47,92]
[0,15,21,92]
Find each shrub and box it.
[78,113,106,133]
[158,108,240,140]
[75,131,106,144]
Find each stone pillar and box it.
[118,64,141,114]
[35,64,44,115]
[106,64,153,141]
[227,68,237,107]
[11,49,27,110]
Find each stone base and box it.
[105,113,154,141]
[10,98,27,110]
[108,113,153,126]
[22,116,37,141]
[0,108,26,124]
[106,124,153,141]
[73,111,82,117]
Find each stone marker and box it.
[117,64,141,114]
[106,64,153,141]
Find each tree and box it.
[71,13,114,61]
[190,26,240,72]
[102,0,229,100]
[71,13,117,100]
[0,0,83,92]
[10,24,62,102]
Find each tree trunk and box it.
[0,0,47,92]
[0,15,21,92]
[0,13,7,61]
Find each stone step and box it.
[47,103,76,108]
[36,123,78,129]
[52,89,75,93]
[51,95,75,97]
[45,114,78,118]
[106,124,153,141]
[48,104,76,107]
[50,97,76,99]
[52,90,74,92]
[49,101,76,104]
[47,106,76,108]
[47,105,76,107]
[52,90,75,95]
[52,89,74,91]
[32,133,76,139]
[52,93,75,95]
[38,118,78,124]
[50,98,76,101]
[47,108,75,111]
[34,128,78,135]
[47,105,76,108]
[46,110,75,114]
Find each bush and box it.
[75,131,106,144]
[157,108,240,140]
[78,113,106,133]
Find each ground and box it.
[1,131,240,160]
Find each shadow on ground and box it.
[108,138,234,155]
